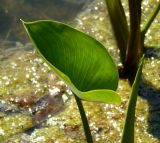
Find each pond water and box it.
[0,0,160,142]
[0,0,92,43]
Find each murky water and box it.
[0,0,160,142]
[0,0,92,43]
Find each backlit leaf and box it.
[22,20,120,104]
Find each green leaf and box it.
[22,20,120,104]
[105,0,129,64]
[121,55,144,143]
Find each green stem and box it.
[141,1,160,39]
[74,94,93,143]
[105,0,129,65]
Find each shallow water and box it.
[0,0,160,142]
[0,0,92,43]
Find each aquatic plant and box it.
[105,0,159,142]
[22,20,121,142]
[21,19,144,143]
[21,0,159,142]
[106,0,160,82]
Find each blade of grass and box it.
[121,55,144,143]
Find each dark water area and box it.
[0,0,91,43]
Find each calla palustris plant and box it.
[22,20,121,104]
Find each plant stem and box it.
[124,0,143,83]
[74,94,93,143]
[141,1,160,40]
[105,0,129,64]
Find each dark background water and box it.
[0,0,91,43]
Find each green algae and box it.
[0,114,33,141]
[0,48,50,99]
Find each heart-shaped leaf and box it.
[22,20,120,104]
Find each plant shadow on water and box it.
[139,48,160,139]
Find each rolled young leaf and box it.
[22,20,121,104]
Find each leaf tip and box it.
[20,19,24,22]
[20,19,32,27]
[20,19,28,28]
[20,19,26,25]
